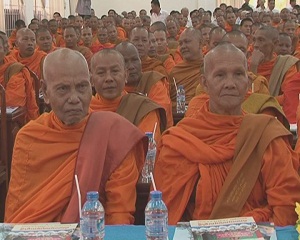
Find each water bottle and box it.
[145,191,168,240]
[177,85,186,113]
[80,191,105,240]
[141,132,157,183]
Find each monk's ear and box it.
[200,74,208,93]
[41,79,50,105]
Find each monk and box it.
[130,27,168,77]
[224,11,236,32]
[250,26,299,109]
[148,32,175,74]
[275,33,292,56]
[8,19,26,50]
[64,26,93,69]
[5,48,147,224]
[0,35,39,121]
[154,42,300,226]
[90,49,167,144]
[115,42,173,128]
[12,28,47,80]
[48,19,64,47]
[170,28,203,111]
[107,24,123,45]
[36,28,57,54]
[208,26,226,50]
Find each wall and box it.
[90,0,217,17]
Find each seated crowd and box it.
[1,0,300,227]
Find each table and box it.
[1,224,298,240]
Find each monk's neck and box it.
[262,53,274,63]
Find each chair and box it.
[0,84,8,221]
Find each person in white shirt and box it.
[266,0,280,13]
[287,0,297,11]
[150,0,169,24]
[181,7,192,27]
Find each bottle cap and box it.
[145,132,153,138]
[87,191,99,200]
[150,190,162,199]
[178,85,184,89]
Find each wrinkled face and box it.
[276,35,292,55]
[92,53,127,100]
[253,29,276,59]
[81,28,92,46]
[75,16,83,27]
[107,26,118,41]
[98,28,108,44]
[49,21,58,34]
[117,46,142,86]
[36,31,52,52]
[64,28,78,48]
[42,57,92,125]
[130,28,149,59]
[240,21,252,36]
[280,9,290,21]
[90,17,98,29]
[203,51,249,115]
[200,27,211,44]
[166,22,178,38]
[148,33,157,57]
[154,31,168,54]
[16,30,36,58]
[179,31,201,61]
[283,22,296,38]
[226,12,236,26]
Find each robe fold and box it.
[142,57,169,78]
[154,102,300,226]
[170,59,203,111]
[0,56,39,121]
[5,111,147,224]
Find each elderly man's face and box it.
[42,54,92,125]
[202,50,249,115]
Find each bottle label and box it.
[145,213,168,237]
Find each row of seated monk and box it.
[0,41,299,226]
[0,10,300,225]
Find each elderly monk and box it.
[250,26,300,123]
[130,27,168,77]
[36,28,57,54]
[90,49,167,143]
[0,34,38,121]
[64,26,93,69]
[169,28,203,111]
[12,28,47,80]
[5,48,147,224]
[115,42,173,128]
[154,42,300,226]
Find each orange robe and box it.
[161,55,176,74]
[8,29,17,50]
[13,49,47,80]
[170,59,203,111]
[117,27,127,40]
[154,102,300,226]
[0,56,39,121]
[256,55,299,105]
[90,41,115,53]
[224,22,233,32]
[5,111,147,224]
[142,57,168,77]
[125,72,173,128]
[52,33,64,47]
[90,93,162,143]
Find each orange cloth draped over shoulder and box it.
[125,71,173,128]
[90,42,115,53]
[142,57,169,77]
[90,92,163,143]
[0,56,39,121]
[8,29,17,50]
[13,49,47,80]
[224,22,233,32]
[170,59,202,111]
[154,102,300,226]
[5,111,147,224]
[77,46,93,69]
[117,27,127,40]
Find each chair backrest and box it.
[0,84,8,187]
[25,66,40,107]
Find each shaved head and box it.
[204,42,247,74]
[43,48,88,81]
[222,30,248,55]
[91,48,125,71]
[115,41,138,54]
[256,26,279,41]
[16,28,35,39]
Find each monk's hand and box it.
[249,49,265,74]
